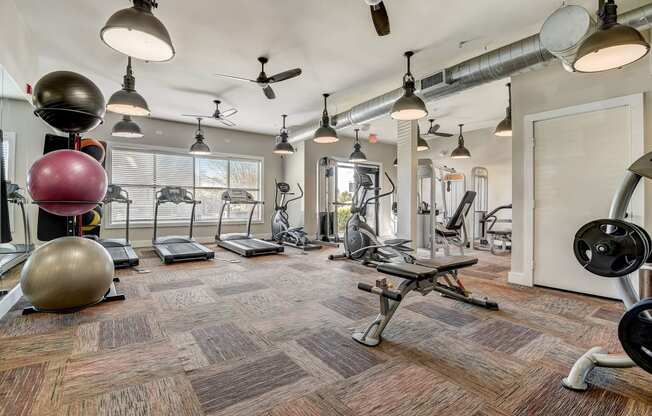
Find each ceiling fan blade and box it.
[218,118,236,127]
[434,132,454,138]
[219,108,238,118]
[214,73,257,83]
[263,85,276,99]
[268,68,302,83]
[182,113,212,119]
[370,2,390,37]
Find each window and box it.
[1,131,15,182]
[109,147,263,226]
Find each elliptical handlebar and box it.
[360,172,395,213]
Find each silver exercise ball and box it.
[20,237,114,311]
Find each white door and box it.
[533,106,632,298]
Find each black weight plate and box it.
[619,298,652,374]
[632,223,652,263]
[573,219,647,278]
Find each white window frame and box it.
[1,131,16,230]
[106,142,264,229]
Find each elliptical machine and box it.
[271,181,321,251]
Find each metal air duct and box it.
[289,2,652,143]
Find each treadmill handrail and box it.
[103,185,132,245]
[216,190,260,241]
[153,186,199,243]
[5,184,32,254]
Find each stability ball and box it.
[27,150,107,216]
[82,205,103,232]
[33,71,106,133]
[20,237,114,312]
[80,138,106,164]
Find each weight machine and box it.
[562,151,652,390]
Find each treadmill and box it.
[216,190,284,257]
[0,184,33,277]
[153,186,214,264]
[95,185,139,268]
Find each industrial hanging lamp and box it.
[349,128,368,162]
[417,125,430,152]
[107,57,151,117]
[189,118,211,155]
[273,114,295,155]
[391,51,428,121]
[573,0,649,73]
[494,83,512,137]
[393,158,398,167]
[451,124,471,159]
[313,93,339,144]
[101,0,175,62]
[111,115,143,138]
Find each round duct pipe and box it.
[541,5,598,72]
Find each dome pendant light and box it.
[101,0,175,62]
[417,125,430,152]
[112,115,144,138]
[391,51,428,121]
[349,128,368,162]
[273,114,295,155]
[393,158,398,167]
[107,57,151,117]
[573,0,649,73]
[314,93,339,143]
[189,118,211,155]
[494,83,512,137]
[451,124,471,159]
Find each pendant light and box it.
[573,0,649,73]
[189,118,210,155]
[417,125,430,152]
[391,51,428,121]
[101,0,175,62]
[273,114,295,155]
[107,57,151,117]
[112,115,143,138]
[349,129,367,162]
[494,83,512,137]
[393,158,398,167]
[451,124,471,159]
[314,93,338,143]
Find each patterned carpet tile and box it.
[189,352,308,414]
[465,319,542,354]
[0,362,47,416]
[320,296,377,321]
[297,329,384,378]
[406,301,480,328]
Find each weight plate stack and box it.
[573,219,648,278]
[618,298,652,374]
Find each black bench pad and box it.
[376,263,438,281]
[416,256,478,272]
[487,230,511,236]
[435,229,458,238]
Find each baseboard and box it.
[0,284,23,321]
[507,271,532,287]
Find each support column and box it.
[396,120,418,247]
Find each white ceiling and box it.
[13,0,600,142]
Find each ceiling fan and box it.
[215,57,302,100]
[423,119,454,138]
[182,100,237,127]
[365,0,390,36]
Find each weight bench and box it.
[353,256,499,347]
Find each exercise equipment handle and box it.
[361,172,395,212]
[358,282,402,301]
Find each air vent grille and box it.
[420,71,445,90]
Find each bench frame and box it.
[353,262,499,347]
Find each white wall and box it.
[511,52,652,279]
[281,140,306,227]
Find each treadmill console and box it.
[104,185,131,204]
[157,186,195,205]
[222,190,257,204]
[277,182,291,193]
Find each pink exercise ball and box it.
[28,149,107,216]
